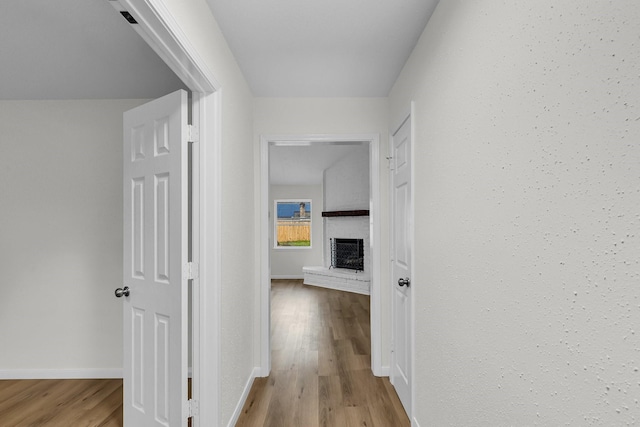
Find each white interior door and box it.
[120,90,189,427]
[390,115,412,416]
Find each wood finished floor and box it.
[0,280,407,427]
[0,378,199,427]
[0,378,123,426]
[236,279,409,427]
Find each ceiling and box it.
[1,0,437,184]
[207,0,439,97]
[0,0,438,100]
[0,0,185,99]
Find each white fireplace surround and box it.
[303,265,371,295]
[303,215,371,295]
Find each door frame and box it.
[259,134,384,376]
[389,103,416,424]
[111,1,222,426]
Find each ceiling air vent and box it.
[120,11,138,24]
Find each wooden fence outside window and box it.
[276,220,311,246]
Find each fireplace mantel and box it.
[321,210,369,217]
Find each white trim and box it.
[226,367,259,427]
[260,134,383,376]
[0,369,123,379]
[190,91,202,427]
[377,366,390,377]
[111,0,219,93]
[369,134,383,377]
[388,123,395,385]
[413,418,421,427]
[409,101,417,427]
[198,89,223,427]
[259,137,271,377]
[108,2,221,426]
[271,274,304,280]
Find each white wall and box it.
[323,146,370,211]
[390,0,640,424]
[131,1,256,424]
[0,99,147,376]
[270,185,323,278]
[253,97,392,368]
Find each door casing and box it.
[259,134,383,377]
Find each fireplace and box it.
[330,238,364,271]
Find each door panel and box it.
[391,116,412,416]
[123,90,188,427]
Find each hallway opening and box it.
[237,280,408,426]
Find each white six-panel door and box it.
[122,90,189,427]
[391,116,412,416]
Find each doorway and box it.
[259,134,383,377]
[109,2,222,425]
[236,279,409,426]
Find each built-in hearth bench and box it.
[302,266,371,295]
[306,208,371,295]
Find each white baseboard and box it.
[271,274,304,279]
[0,368,123,379]
[227,367,259,427]
[373,365,390,377]
[257,365,270,378]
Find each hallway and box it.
[236,279,408,427]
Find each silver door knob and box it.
[115,286,130,298]
[398,277,410,287]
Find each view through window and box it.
[275,200,311,247]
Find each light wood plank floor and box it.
[236,279,409,427]
[0,280,408,427]
[0,378,199,426]
[0,378,122,426]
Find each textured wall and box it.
[390,0,640,424]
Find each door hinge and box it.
[184,262,199,280]
[386,156,394,170]
[188,125,199,144]
[187,399,199,418]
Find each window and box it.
[274,200,311,248]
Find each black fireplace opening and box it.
[330,238,364,271]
